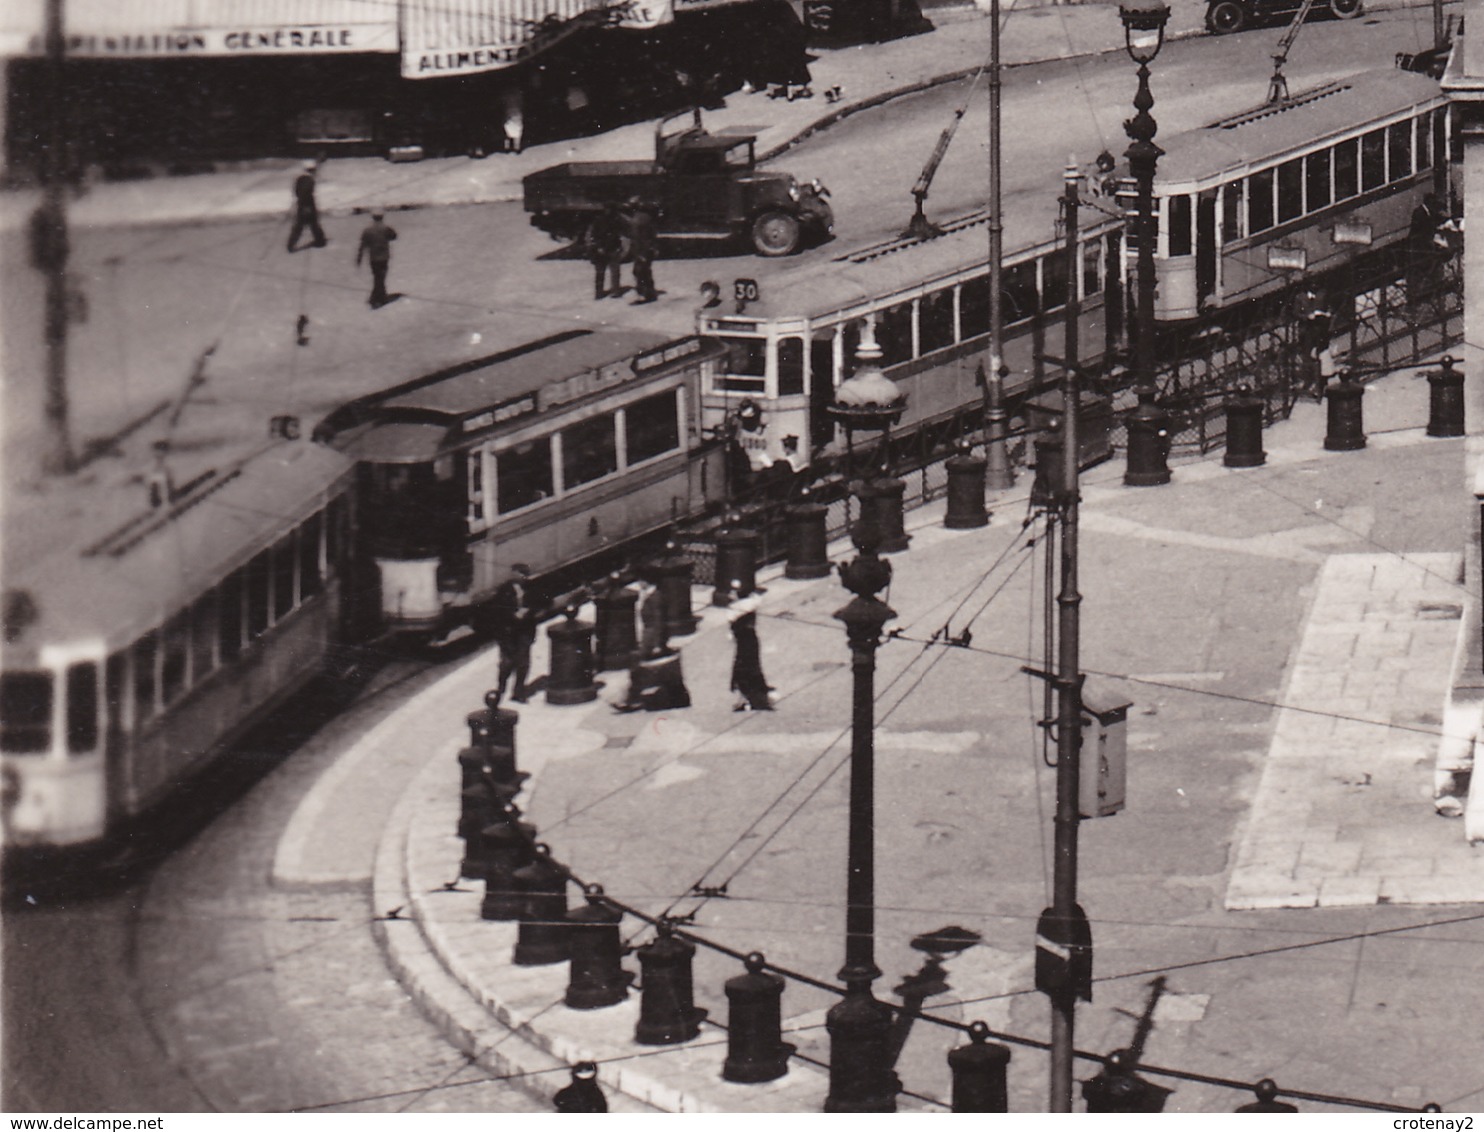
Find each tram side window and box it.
[1416,110,1431,169]
[467,452,486,528]
[1307,149,1332,212]
[219,571,244,660]
[1002,262,1037,323]
[66,663,98,754]
[876,302,913,366]
[326,494,347,570]
[161,612,189,706]
[1082,241,1102,297]
[1042,251,1069,311]
[626,388,681,464]
[246,551,271,640]
[105,654,126,742]
[1277,158,1303,225]
[1334,138,1359,200]
[720,338,767,392]
[840,321,861,378]
[1167,195,1193,256]
[299,512,323,600]
[1249,168,1275,234]
[1388,120,1412,181]
[1361,128,1385,190]
[562,414,619,489]
[496,438,554,514]
[0,671,52,754]
[1222,180,1245,244]
[191,588,219,681]
[272,535,296,620]
[919,289,955,354]
[959,276,990,339]
[778,338,805,396]
[134,631,158,723]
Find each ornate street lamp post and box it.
[1120,0,1172,487]
[822,341,905,1112]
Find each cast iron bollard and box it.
[565,884,632,1009]
[943,445,989,529]
[713,524,761,605]
[1235,1079,1297,1113]
[634,924,708,1044]
[553,1062,607,1112]
[513,843,570,967]
[546,606,598,705]
[1427,354,1465,438]
[1323,371,1366,451]
[785,492,831,579]
[594,577,639,671]
[1223,386,1266,468]
[479,805,537,921]
[723,952,795,1083]
[948,1021,1011,1112]
[483,690,519,750]
[462,786,521,882]
[858,475,910,553]
[1124,397,1173,486]
[653,543,700,637]
[1081,1050,1172,1113]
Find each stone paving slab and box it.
[1226,552,1484,910]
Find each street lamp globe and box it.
[1119,0,1170,63]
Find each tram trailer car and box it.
[319,329,730,638]
[1,442,357,874]
[1130,67,1448,325]
[699,206,1124,472]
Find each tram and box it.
[1128,67,1448,322]
[1,441,358,866]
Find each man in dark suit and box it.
[490,564,540,704]
[356,210,398,308]
[287,161,327,253]
[624,196,659,304]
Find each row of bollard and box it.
[1221,356,1465,470]
[456,698,1372,1114]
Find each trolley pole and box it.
[35,0,75,476]
[1046,160,1087,1113]
[984,0,1013,490]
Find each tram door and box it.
[810,333,836,451]
[1196,190,1218,308]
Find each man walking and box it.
[356,210,398,308]
[287,161,327,253]
[490,563,540,705]
[625,196,659,304]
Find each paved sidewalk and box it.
[326,361,1484,1114]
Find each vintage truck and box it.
[522,109,834,257]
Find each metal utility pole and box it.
[34,0,75,475]
[983,0,1013,489]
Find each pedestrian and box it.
[1407,193,1449,301]
[356,210,398,309]
[1085,150,1118,198]
[624,196,659,304]
[287,160,327,253]
[490,563,540,705]
[723,582,773,711]
[586,203,626,300]
[635,572,670,658]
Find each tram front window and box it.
[0,671,52,754]
[366,463,453,556]
[778,338,804,396]
[719,338,767,393]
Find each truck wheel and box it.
[1206,0,1248,32]
[752,211,802,257]
[1329,0,1362,18]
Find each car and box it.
[1205,0,1362,34]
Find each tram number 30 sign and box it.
[734,278,760,313]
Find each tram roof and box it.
[1149,68,1445,186]
[373,328,679,419]
[2,441,353,658]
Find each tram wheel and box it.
[752,211,802,257]
[1206,0,1249,33]
[1329,0,1363,18]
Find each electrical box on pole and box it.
[1079,688,1130,818]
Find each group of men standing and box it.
[585,198,660,304]
[287,161,400,309]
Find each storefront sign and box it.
[10,24,395,57]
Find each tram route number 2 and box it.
[734,278,759,314]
